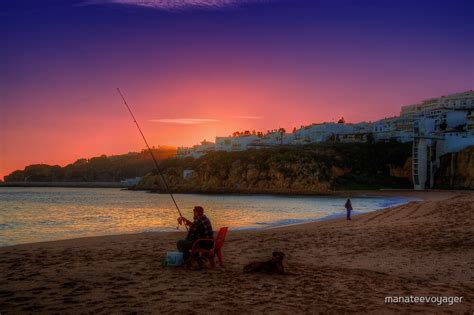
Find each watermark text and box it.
[385,296,463,306]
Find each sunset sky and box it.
[1,0,473,179]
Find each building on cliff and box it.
[216,134,260,151]
[411,91,474,189]
[293,121,355,143]
[177,140,215,159]
[175,90,474,190]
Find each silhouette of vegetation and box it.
[3,147,176,182]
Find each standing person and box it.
[345,198,353,220]
[177,206,214,261]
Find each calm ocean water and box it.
[0,187,414,247]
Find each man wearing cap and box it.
[177,206,214,261]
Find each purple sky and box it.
[1,0,473,178]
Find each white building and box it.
[442,132,474,154]
[293,122,355,143]
[438,90,474,110]
[175,90,474,190]
[446,111,467,129]
[402,90,474,115]
[410,91,474,189]
[371,117,412,142]
[177,140,215,158]
[350,122,373,134]
[215,134,260,152]
[372,118,396,133]
[412,99,474,190]
[250,131,296,149]
[400,103,421,119]
[215,137,232,152]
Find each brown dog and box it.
[243,252,285,274]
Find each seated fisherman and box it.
[177,206,214,261]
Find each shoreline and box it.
[138,187,471,202]
[0,190,451,249]
[0,198,414,249]
[1,190,472,313]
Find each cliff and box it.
[136,142,413,194]
[436,146,474,189]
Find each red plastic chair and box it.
[191,227,228,268]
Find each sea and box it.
[0,187,416,247]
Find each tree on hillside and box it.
[4,147,176,182]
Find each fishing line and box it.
[117,88,188,231]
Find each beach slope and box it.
[1,191,473,313]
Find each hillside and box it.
[6,142,473,191]
[3,147,176,183]
[137,142,413,193]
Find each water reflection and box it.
[0,187,412,246]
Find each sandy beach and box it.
[1,190,473,314]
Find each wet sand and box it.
[1,190,473,313]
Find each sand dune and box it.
[1,191,473,313]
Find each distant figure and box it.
[177,206,214,261]
[345,198,353,220]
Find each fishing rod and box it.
[117,88,188,231]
